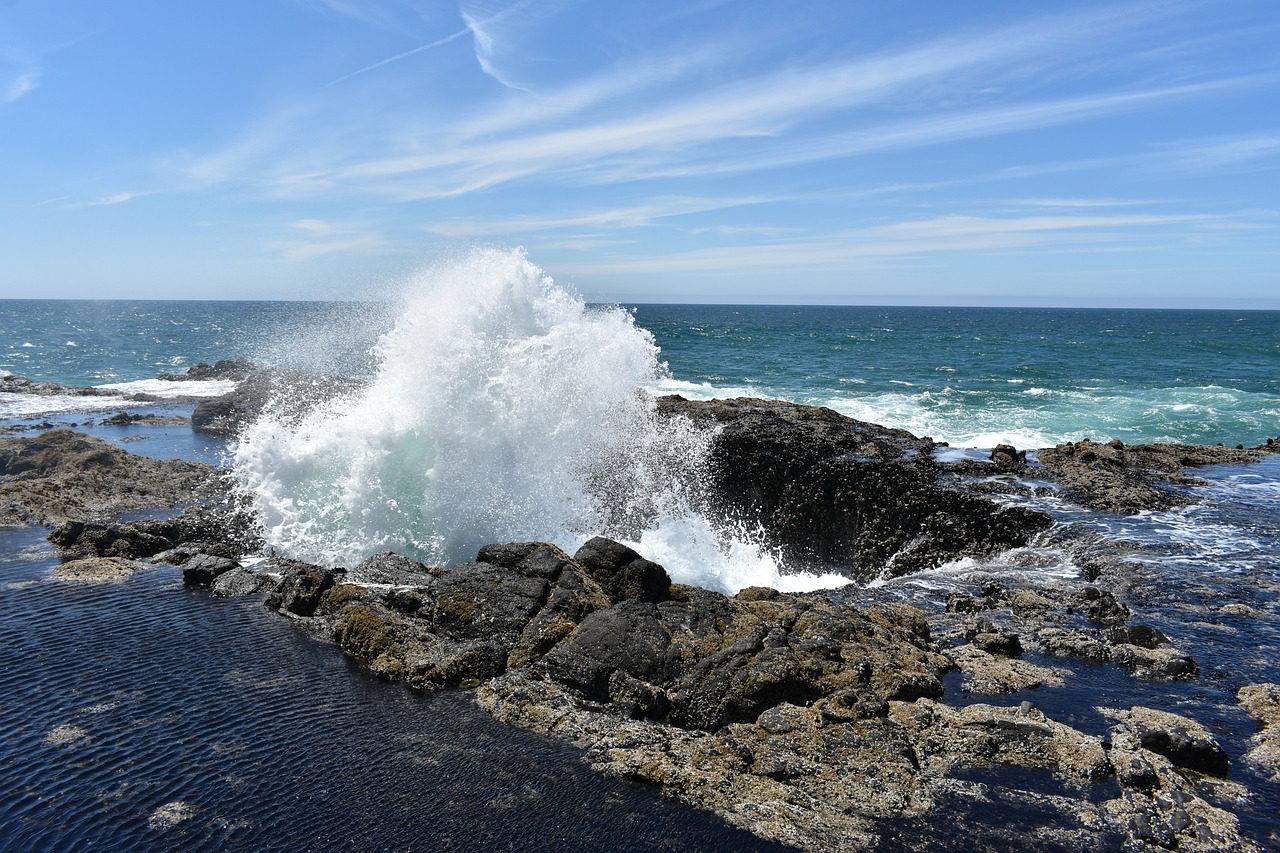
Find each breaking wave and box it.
[231,248,846,595]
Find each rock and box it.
[210,566,277,597]
[348,551,440,586]
[888,698,1111,782]
[0,374,112,399]
[0,430,218,527]
[181,553,239,588]
[99,412,189,426]
[947,645,1063,694]
[52,556,143,582]
[656,396,1052,581]
[572,536,672,604]
[1036,628,1111,663]
[989,443,1026,470]
[1104,706,1229,776]
[1109,644,1198,680]
[1104,711,1258,852]
[267,563,341,617]
[191,368,362,436]
[157,357,257,381]
[49,503,261,561]
[1035,438,1276,514]
[1236,683,1280,781]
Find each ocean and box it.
[2,248,1279,849]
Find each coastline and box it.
[3,369,1278,851]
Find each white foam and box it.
[0,392,147,418]
[96,378,238,398]
[231,248,809,595]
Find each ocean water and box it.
[3,249,1280,849]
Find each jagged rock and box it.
[1104,707,1229,776]
[191,368,362,436]
[0,430,217,526]
[210,566,277,597]
[888,698,1111,782]
[572,536,672,604]
[1036,628,1112,663]
[1103,708,1257,852]
[157,358,257,381]
[1109,644,1198,680]
[49,503,260,561]
[181,553,239,588]
[1035,438,1277,514]
[656,396,1053,581]
[348,551,440,586]
[947,645,1063,694]
[1237,683,1280,781]
[267,563,341,617]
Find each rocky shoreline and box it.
[3,374,1279,851]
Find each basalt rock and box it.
[191,368,363,436]
[0,430,218,527]
[49,502,260,561]
[1035,437,1278,514]
[655,396,1053,581]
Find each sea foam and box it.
[231,248,845,595]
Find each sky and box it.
[1,0,1278,306]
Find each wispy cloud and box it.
[266,6,1267,200]
[1152,132,1280,173]
[421,194,776,236]
[564,211,1237,276]
[3,68,39,104]
[269,218,387,261]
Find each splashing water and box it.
[231,248,845,594]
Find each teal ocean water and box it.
[4,299,1277,449]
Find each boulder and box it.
[656,397,1052,581]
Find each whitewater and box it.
[230,248,846,594]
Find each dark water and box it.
[0,527,791,853]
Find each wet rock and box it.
[1036,628,1112,663]
[157,358,257,381]
[50,503,260,561]
[210,566,277,597]
[1105,707,1229,777]
[191,368,362,436]
[181,553,239,588]
[99,412,189,426]
[1035,438,1276,514]
[267,563,341,617]
[989,443,1026,470]
[0,430,217,527]
[656,396,1052,581]
[1104,714,1258,852]
[1236,683,1280,781]
[961,617,1023,657]
[947,645,1064,694]
[572,536,672,604]
[1109,644,1198,680]
[52,556,144,582]
[348,551,440,586]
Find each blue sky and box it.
[1,0,1278,306]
